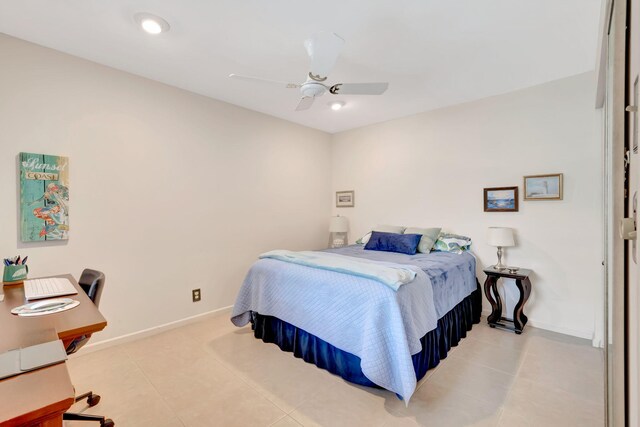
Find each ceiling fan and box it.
[229,32,389,111]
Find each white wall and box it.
[0,33,603,343]
[332,72,602,339]
[0,34,332,342]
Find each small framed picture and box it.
[336,190,354,208]
[524,174,563,200]
[484,187,519,212]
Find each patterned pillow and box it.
[433,233,472,254]
[356,232,372,245]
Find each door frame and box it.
[596,0,629,425]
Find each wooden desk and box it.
[0,275,107,426]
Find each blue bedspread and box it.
[231,245,476,402]
[325,246,477,318]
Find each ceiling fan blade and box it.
[228,74,300,88]
[295,96,315,111]
[304,32,345,80]
[329,82,389,95]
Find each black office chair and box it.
[63,269,114,427]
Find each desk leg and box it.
[483,276,502,325]
[513,278,531,333]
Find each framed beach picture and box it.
[336,190,354,207]
[524,174,563,200]
[484,187,519,212]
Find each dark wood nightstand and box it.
[483,267,532,334]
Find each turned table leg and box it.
[513,277,532,333]
[483,275,502,325]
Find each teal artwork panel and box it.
[19,152,70,242]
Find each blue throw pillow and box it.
[364,231,422,255]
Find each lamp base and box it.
[494,246,507,270]
[329,232,348,249]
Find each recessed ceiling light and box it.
[330,101,345,111]
[134,13,170,35]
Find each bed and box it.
[231,245,481,402]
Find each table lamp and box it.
[487,227,515,270]
[329,216,349,248]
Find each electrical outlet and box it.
[192,288,201,302]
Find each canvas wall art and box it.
[20,152,70,241]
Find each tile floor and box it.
[64,310,604,427]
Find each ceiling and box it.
[0,0,602,134]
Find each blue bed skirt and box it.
[250,279,482,388]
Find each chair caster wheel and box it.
[515,331,522,335]
[102,419,114,427]
[87,393,101,407]
[489,324,496,328]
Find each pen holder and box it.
[3,264,28,286]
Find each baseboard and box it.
[74,305,594,356]
[480,308,594,341]
[70,305,233,357]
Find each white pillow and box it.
[373,225,406,234]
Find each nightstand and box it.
[483,267,532,334]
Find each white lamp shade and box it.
[487,227,515,247]
[329,216,349,232]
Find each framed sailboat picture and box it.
[524,174,563,201]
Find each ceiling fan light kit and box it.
[301,82,327,98]
[229,31,389,111]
